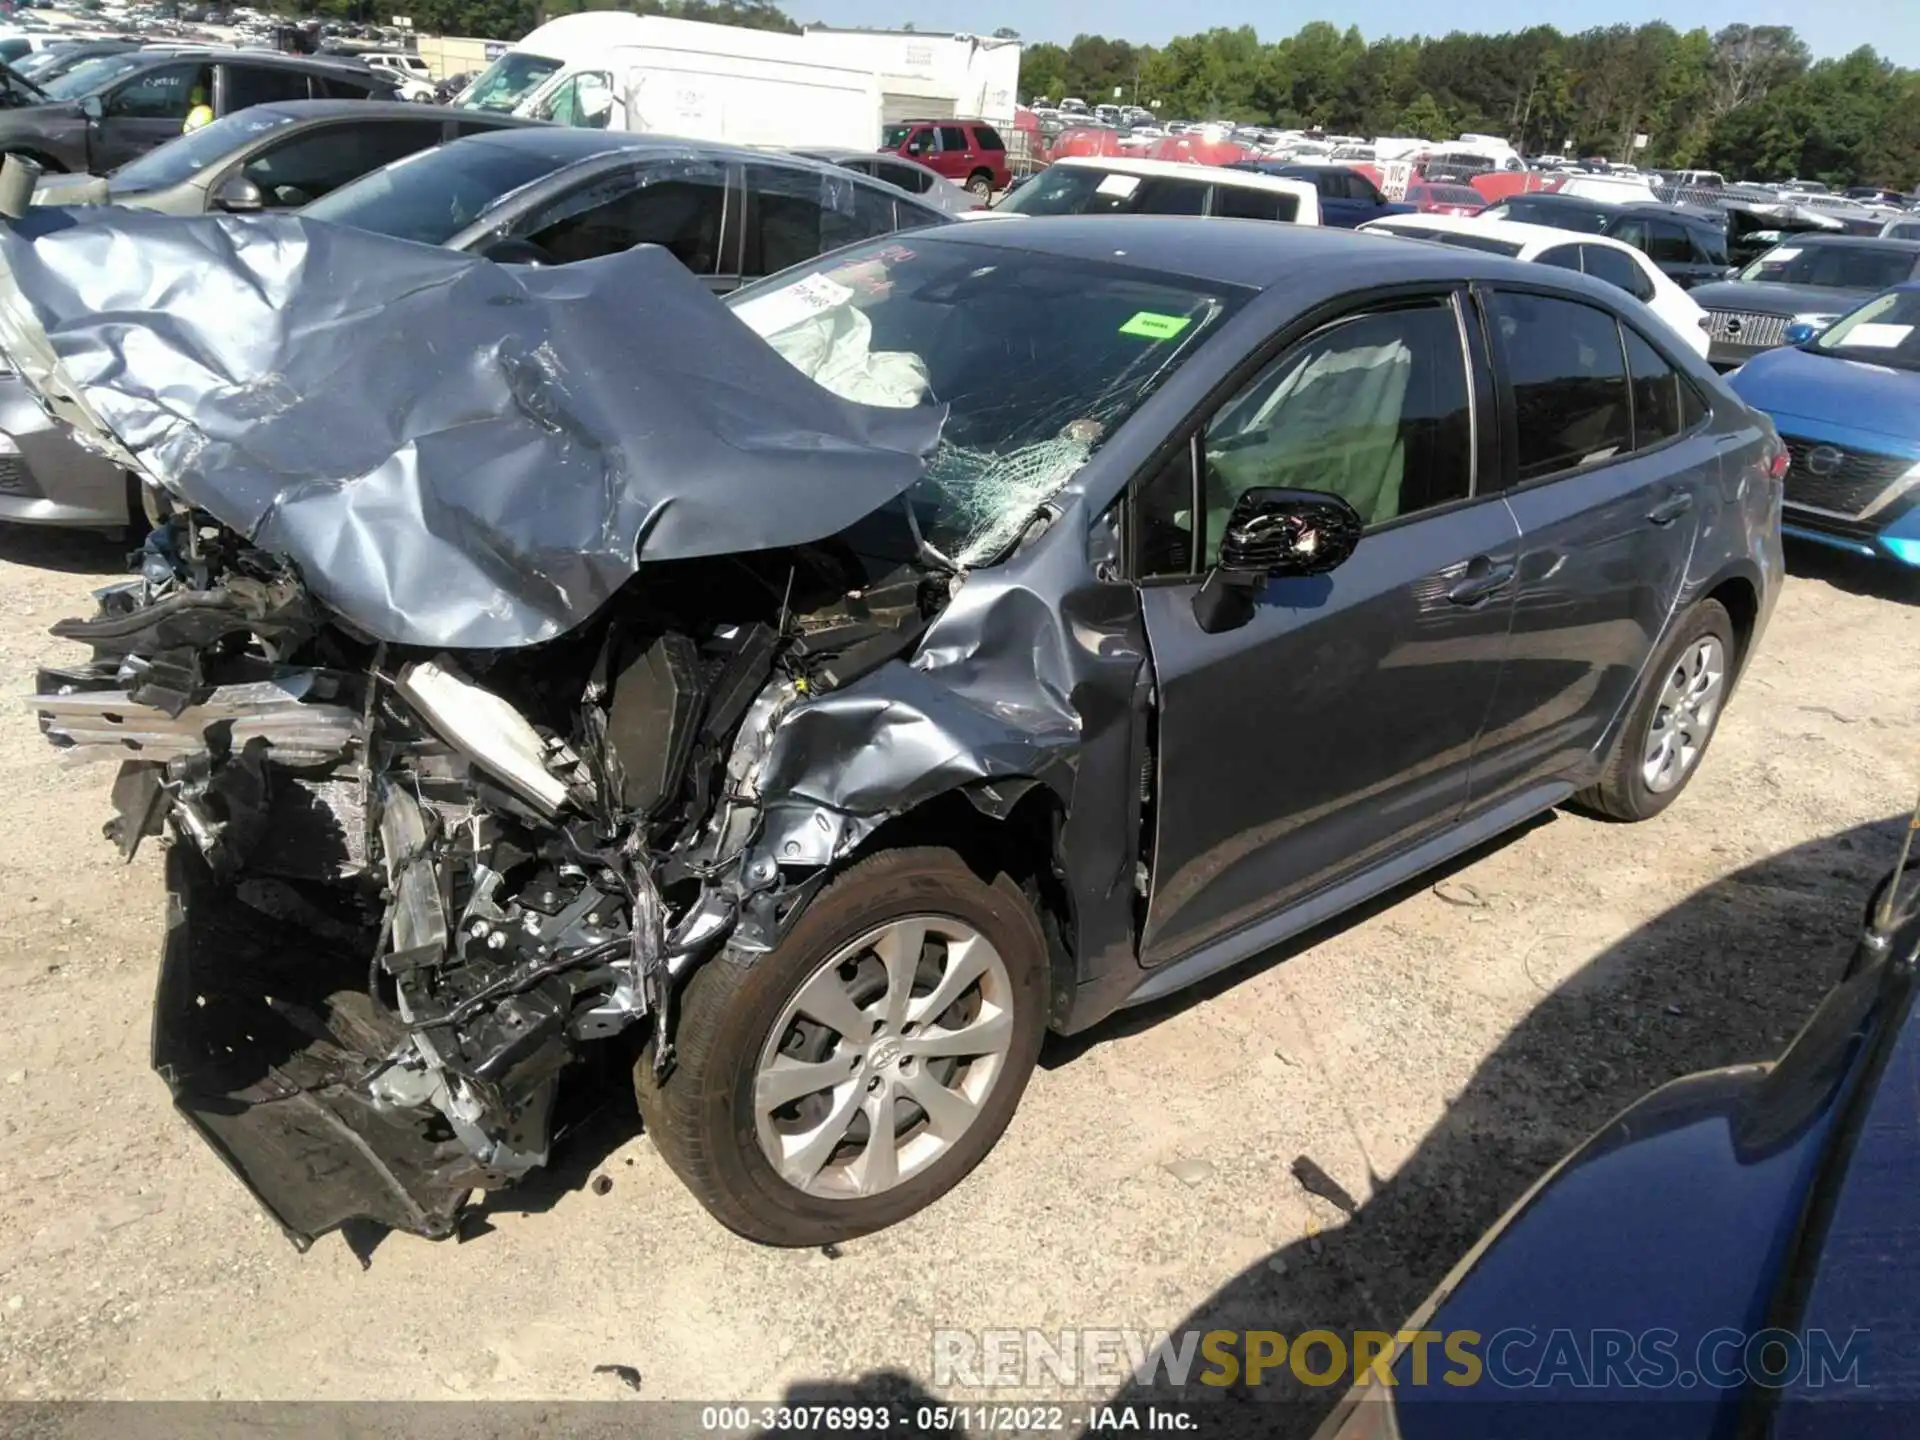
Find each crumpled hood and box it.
[0,206,946,648]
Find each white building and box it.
[798,28,1021,129]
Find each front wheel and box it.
[1574,598,1735,822]
[635,846,1049,1245]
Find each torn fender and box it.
[0,207,944,649]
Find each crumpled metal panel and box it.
[0,207,945,649]
[750,493,1154,1005]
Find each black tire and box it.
[965,170,994,200]
[635,846,1049,1245]
[1574,598,1736,822]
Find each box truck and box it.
[455,13,883,149]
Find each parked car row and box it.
[0,47,398,173]
[0,115,957,530]
[1358,212,1712,358]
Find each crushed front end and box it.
[36,512,948,1246]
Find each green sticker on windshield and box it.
[1119,311,1192,340]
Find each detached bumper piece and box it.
[154,845,510,1248]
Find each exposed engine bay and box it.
[36,508,950,1245]
[2,211,1152,1247]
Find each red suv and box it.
[880,120,1010,199]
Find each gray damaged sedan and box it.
[9,210,1784,1247]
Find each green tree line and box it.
[266,0,1916,189]
[1018,23,1920,189]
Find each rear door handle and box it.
[1447,560,1515,606]
[1647,492,1695,526]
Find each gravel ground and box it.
[0,526,1913,1429]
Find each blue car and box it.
[1311,825,1920,1440]
[1728,283,1920,568]
[1227,160,1415,228]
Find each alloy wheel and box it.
[752,916,1015,1200]
[1642,635,1726,794]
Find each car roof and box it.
[1769,233,1920,251]
[908,215,1549,291]
[795,146,894,162]
[116,48,380,76]
[249,98,530,123]
[1500,191,1621,210]
[1361,213,1655,262]
[450,126,901,179]
[1618,200,1722,223]
[1050,154,1316,196]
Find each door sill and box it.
[1118,781,1573,1011]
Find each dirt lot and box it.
[0,528,1914,1423]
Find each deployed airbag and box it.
[0,208,946,648]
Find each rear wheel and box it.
[635,846,1049,1245]
[965,170,994,200]
[1574,598,1735,821]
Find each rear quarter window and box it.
[1213,185,1297,222]
[970,125,1005,151]
[1487,291,1632,482]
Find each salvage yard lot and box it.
[0,529,1913,1417]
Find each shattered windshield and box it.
[726,235,1247,567]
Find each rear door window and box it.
[1580,244,1656,303]
[1486,291,1632,483]
[1607,215,1649,251]
[1535,244,1584,273]
[937,125,971,153]
[1212,185,1295,222]
[742,162,898,278]
[309,71,376,100]
[517,159,729,271]
[875,158,932,193]
[1621,325,1693,449]
[220,62,312,110]
[1135,177,1206,216]
[1645,221,1693,266]
[1344,171,1383,203]
[1689,225,1729,266]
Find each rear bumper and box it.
[154,843,505,1248]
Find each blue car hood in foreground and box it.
[1730,344,1920,449]
[1311,893,1920,1440]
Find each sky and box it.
[795,0,1920,67]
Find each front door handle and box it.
[1447,559,1515,606]
[1647,492,1695,526]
